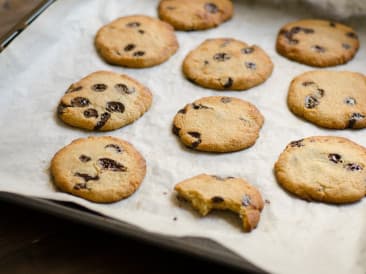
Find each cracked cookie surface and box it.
[173,96,264,152]
[51,136,146,203]
[274,136,366,204]
[174,174,264,232]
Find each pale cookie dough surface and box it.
[274,136,366,204]
[174,174,264,232]
[57,71,152,131]
[288,70,366,129]
[158,0,233,31]
[173,96,264,152]
[183,38,273,90]
[276,19,359,67]
[95,15,179,68]
[51,136,146,203]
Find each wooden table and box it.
[0,1,247,273]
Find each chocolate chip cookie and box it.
[158,0,233,31]
[183,38,273,90]
[57,71,152,131]
[95,15,179,68]
[173,96,264,152]
[276,19,360,67]
[274,136,366,204]
[288,70,366,129]
[175,174,264,232]
[51,136,146,203]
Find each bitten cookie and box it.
[276,19,359,67]
[173,96,264,152]
[274,136,366,204]
[95,15,178,68]
[57,71,152,131]
[288,70,366,129]
[183,38,273,90]
[158,0,233,31]
[51,136,146,203]
[175,174,264,232]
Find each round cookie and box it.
[274,136,366,204]
[51,136,146,203]
[288,70,366,129]
[173,96,264,152]
[95,15,179,68]
[276,19,360,67]
[158,0,233,31]
[175,174,264,232]
[182,38,273,90]
[57,71,152,131]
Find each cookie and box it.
[274,136,366,204]
[51,136,146,203]
[288,70,366,129]
[174,174,264,232]
[158,0,233,31]
[173,96,264,152]
[57,71,152,131]
[182,38,273,90]
[95,15,179,68]
[276,19,360,67]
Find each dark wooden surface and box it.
[0,1,247,274]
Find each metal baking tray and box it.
[0,2,265,272]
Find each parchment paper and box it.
[1,1,366,273]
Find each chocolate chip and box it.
[245,62,256,69]
[114,83,135,94]
[66,86,82,93]
[126,22,140,28]
[91,83,108,92]
[344,97,356,105]
[84,108,98,118]
[302,28,314,34]
[166,6,175,10]
[242,195,251,207]
[311,45,326,53]
[71,97,90,107]
[223,77,233,88]
[290,139,304,147]
[178,108,187,114]
[73,183,88,190]
[346,32,358,39]
[188,131,201,148]
[221,97,231,103]
[329,21,336,27]
[98,158,127,172]
[304,95,319,109]
[133,51,145,57]
[211,196,224,203]
[302,81,315,87]
[342,43,351,50]
[317,88,325,97]
[241,47,254,54]
[328,153,342,163]
[105,144,122,153]
[106,102,125,113]
[204,2,218,13]
[79,155,91,162]
[292,26,301,34]
[74,172,99,182]
[57,103,69,115]
[348,113,365,128]
[192,103,210,110]
[213,52,230,62]
[94,112,111,130]
[124,44,136,51]
[138,30,145,34]
[172,124,181,136]
[204,60,209,65]
[344,163,363,171]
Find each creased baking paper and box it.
[0,1,366,273]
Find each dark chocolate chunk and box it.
[188,131,202,148]
[98,158,127,172]
[204,2,218,13]
[192,103,210,110]
[66,86,82,93]
[84,108,98,118]
[126,22,140,28]
[344,163,363,171]
[178,108,187,114]
[211,196,225,203]
[73,183,88,190]
[71,97,90,107]
[213,52,230,62]
[124,44,136,51]
[138,30,145,34]
[105,144,122,153]
[317,88,325,97]
[304,95,319,109]
[57,103,70,115]
[346,32,358,39]
[221,97,231,103]
[223,77,233,88]
[133,51,145,57]
[290,139,304,147]
[241,47,254,54]
[74,172,99,182]
[328,153,342,163]
[344,97,356,105]
[106,101,125,113]
[114,83,135,94]
[172,124,181,136]
[94,112,111,130]
[311,45,326,53]
[302,81,315,87]
[91,83,108,92]
[342,43,351,50]
[242,195,251,207]
[79,155,91,162]
[302,28,314,34]
[245,62,256,69]
[204,60,209,65]
[329,21,336,27]
[348,113,365,128]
